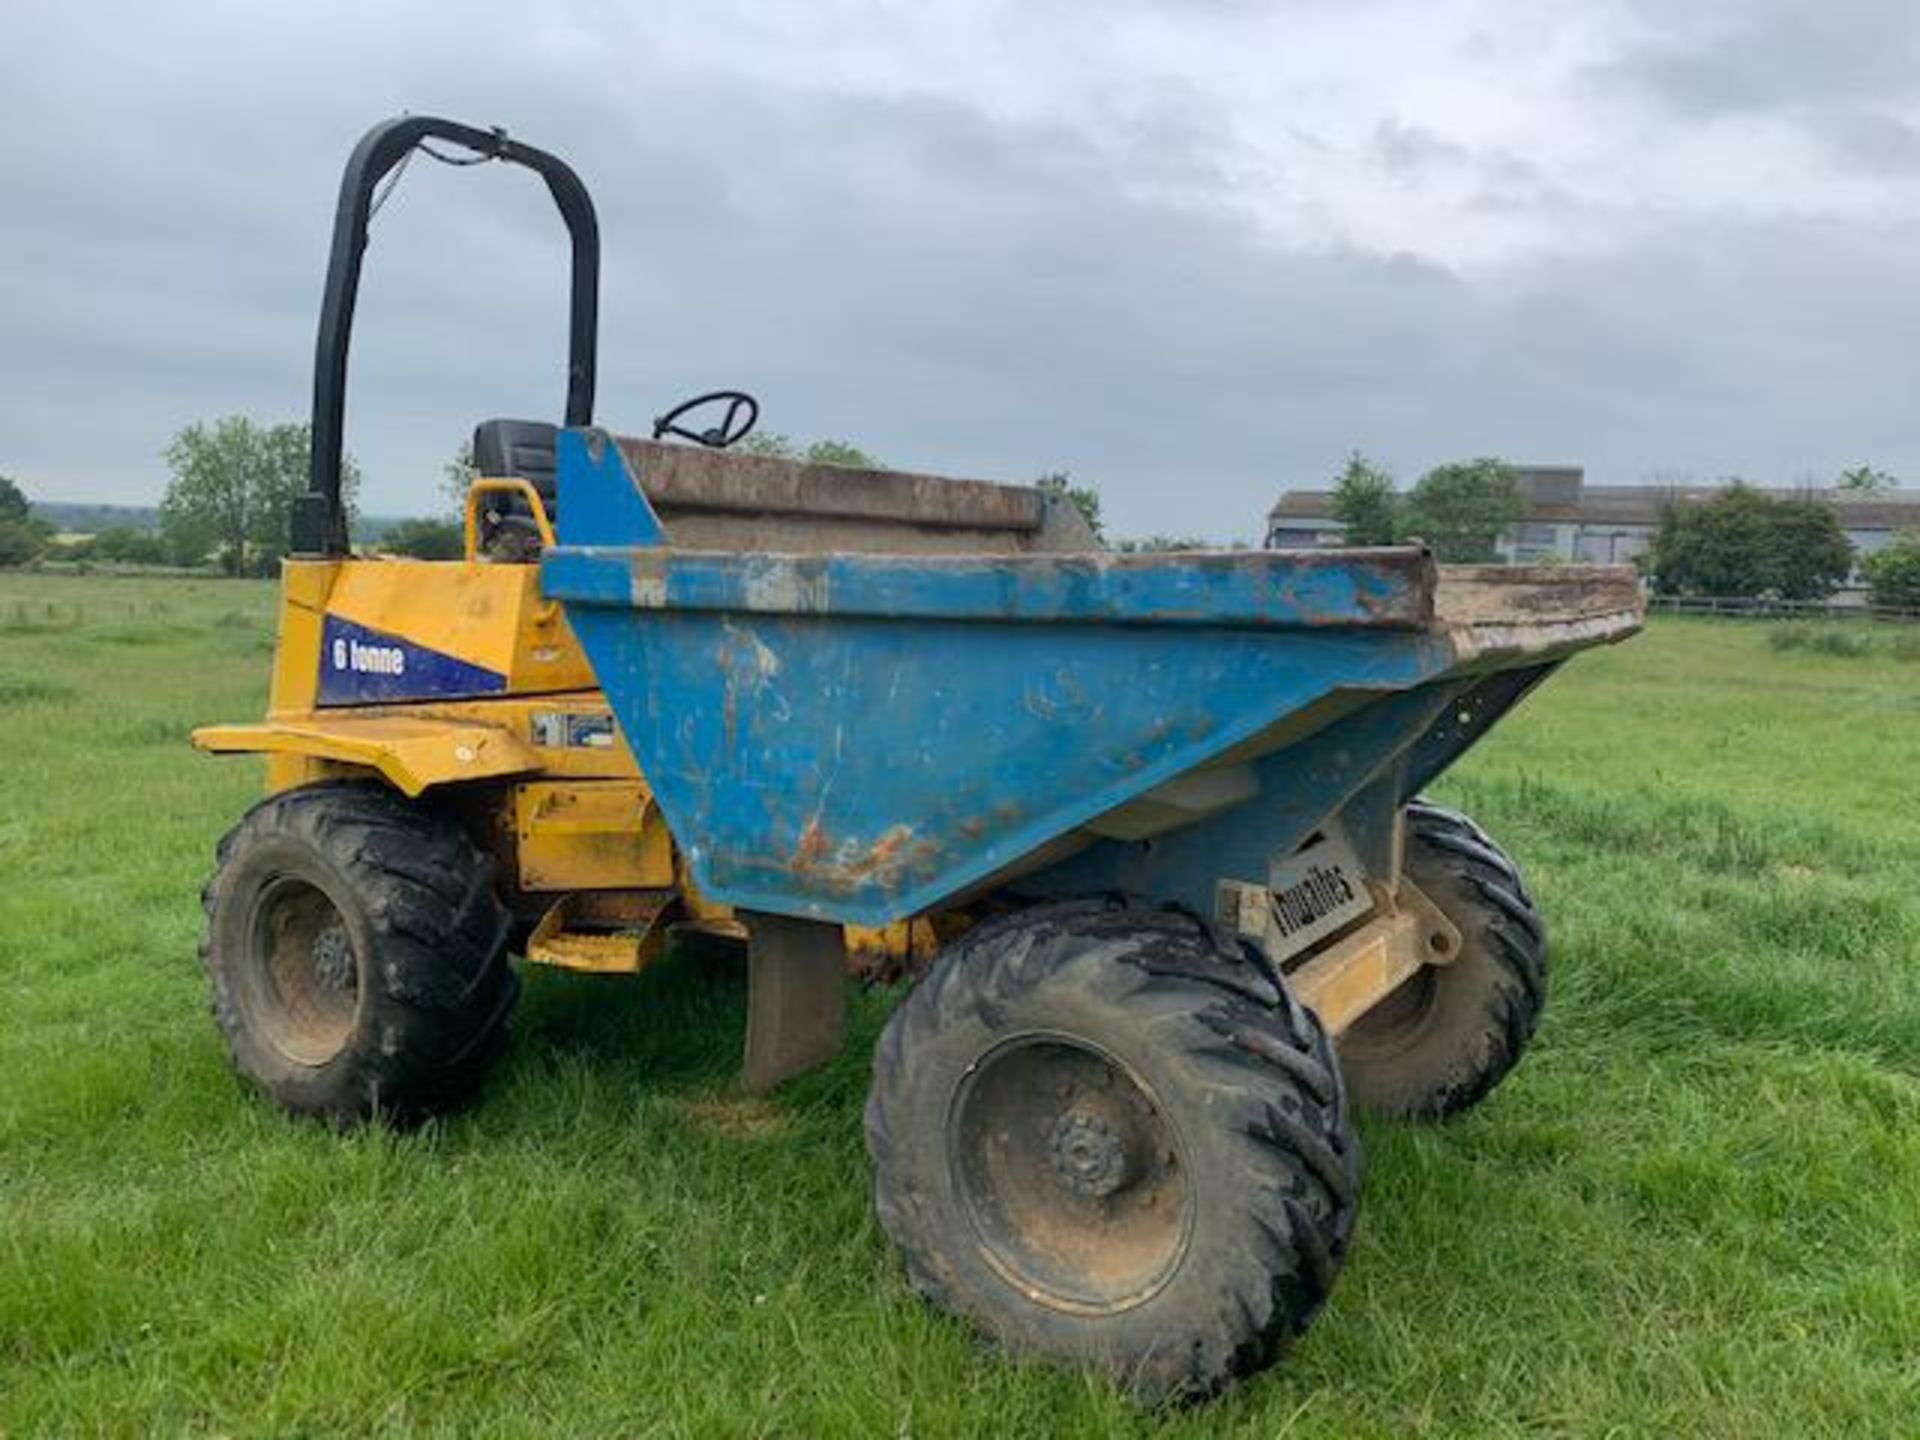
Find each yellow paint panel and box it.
[513,780,675,891]
[268,559,343,714]
[845,919,940,973]
[263,754,372,792]
[1289,911,1425,1036]
[194,716,541,797]
[220,694,645,797]
[263,558,594,713]
[322,558,594,693]
[312,696,639,782]
[327,560,529,674]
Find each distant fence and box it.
[1649,595,1920,623]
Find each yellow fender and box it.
[193,715,541,797]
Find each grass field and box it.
[3,572,1918,1437]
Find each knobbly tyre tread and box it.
[865,897,1361,1400]
[1337,800,1547,1120]
[201,782,516,1125]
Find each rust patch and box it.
[796,818,829,867]
[788,820,942,896]
[1434,564,1643,627]
[868,825,909,867]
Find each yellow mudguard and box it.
[193,715,541,797]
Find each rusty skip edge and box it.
[616,435,1049,533]
[542,545,1444,630]
[1450,607,1644,666]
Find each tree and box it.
[0,475,28,523]
[382,517,465,560]
[1862,531,1920,612]
[1331,451,1400,545]
[1113,534,1213,552]
[801,439,879,469]
[1837,464,1897,493]
[92,527,167,565]
[160,417,358,576]
[1649,484,1771,596]
[734,431,798,460]
[1768,499,1856,599]
[1649,483,1853,599]
[1035,470,1104,541]
[734,434,881,468]
[0,475,50,566]
[0,520,42,566]
[1401,458,1523,563]
[442,439,476,512]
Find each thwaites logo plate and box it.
[1217,832,1375,966]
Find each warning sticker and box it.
[531,711,618,749]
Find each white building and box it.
[1266,467,1920,578]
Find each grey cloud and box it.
[1372,119,1475,178]
[1595,0,1920,175]
[1804,110,1920,174]
[1369,120,1568,214]
[1600,0,1920,115]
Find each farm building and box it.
[1266,468,1920,572]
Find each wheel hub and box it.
[245,876,361,1067]
[311,924,355,993]
[1048,1107,1135,1198]
[949,1036,1191,1313]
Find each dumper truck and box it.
[194,115,1643,1398]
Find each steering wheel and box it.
[652,390,759,449]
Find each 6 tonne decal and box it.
[333,635,407,677]
[317,616,507,704]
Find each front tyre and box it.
[864,900,1360,1401]
[201,783,516,1125]
[1337,800,1547,1120]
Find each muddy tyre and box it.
[1337,801,1546,1120]
[201,783,516,1125]
[864,899,1360,1400]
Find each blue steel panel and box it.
[553,427,669,549]
[544,548,1434,631]
[1022,685,1464,916]
[561,603,1457,925]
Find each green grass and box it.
[1766,622,1920,661]
[3,573,1918,1437]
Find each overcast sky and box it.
[3,0,1917,539]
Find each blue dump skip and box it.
[542,430,1540,925]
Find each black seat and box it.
[470,419,559,558]
[471,418,560,511]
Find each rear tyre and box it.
[201,783,516,1125]
[1337,800,1546,1120]
[865,899,1360,1400]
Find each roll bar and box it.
[293,115,600,556]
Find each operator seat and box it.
[472,418,559,511]
[471,418,559,558]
